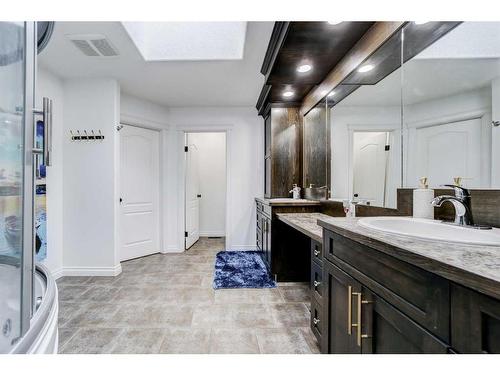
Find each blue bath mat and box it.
[213,251,277,289]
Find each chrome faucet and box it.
[431,185,474,227]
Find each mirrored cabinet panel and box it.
[329,29,403,209]
[402,21,500,189]
[303,99,330,199]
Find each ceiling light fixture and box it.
[297,64,312,73]
[358,64,374,73]
[327,21,343,25]
[414,21,429,25]
[283,91,294,98]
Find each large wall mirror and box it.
[329,28,403,208]
[402,22,500,189]
[323,21,498,209]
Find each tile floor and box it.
[57,237,320,354]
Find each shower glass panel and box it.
[0,22,26,352]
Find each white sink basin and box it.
[358,217,500,246]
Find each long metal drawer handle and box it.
[354,292,373,347]
[347,285,353,335]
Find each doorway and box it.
[184,132,227,250]
[119,124,160,261]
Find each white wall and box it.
[188,132,226,237]
[36,67,64,277]
[62,78,121,275]
[166,107,263,251]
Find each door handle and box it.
[33,97,52,166]
[197,194,202,198]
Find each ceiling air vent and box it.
[66,34,119,57]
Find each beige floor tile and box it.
[110,329,165,354]
[64,302,121,328]
[209,328,260,354]
[279,285,311,303]
[255,328,313,354]
[299,327,321,354]
[158,328,211,354]
[214,288,283,304]
[112,303,194,328]
[270,303,310,327]
[60,328,123,354]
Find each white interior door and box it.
[411,119,482,187]
[353,132,389,206]
[120,125,160,261]
[185,143,200,250]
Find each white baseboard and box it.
[50,268,64,280]
[199,231,225,237]
[62,263,122,277]
[162,245,184,253]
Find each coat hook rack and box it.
[70,129,105,141]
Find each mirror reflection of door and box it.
[353,131,391,207]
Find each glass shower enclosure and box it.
[0,21,53,353]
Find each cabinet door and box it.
[264,114,271,198]
[322,261,362,353]
[361,290,449,354]
[451,284,500,353]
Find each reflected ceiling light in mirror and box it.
[297,64,312,73]
[414,21,429,25]
[358,64,374,73]
[327,21,343,25]
[327,91,336,97]
[282,90,294,98]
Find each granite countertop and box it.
[317,216,500,300]
[276,213,332,242]
[255,197,321,206]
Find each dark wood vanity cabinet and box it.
[321,229,453,354]
[451,284,500,353]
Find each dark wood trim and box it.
[300,22,405,116]
[260,22,290,76]
[256,84,272,116]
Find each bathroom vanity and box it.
[316,216,500,354]
[255,198,321,281]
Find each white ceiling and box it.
[39,21,274,107]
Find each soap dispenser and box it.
[413,177,434,219]
[289,184,301,200]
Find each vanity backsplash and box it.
[320,189,500,229]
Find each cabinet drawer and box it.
[311,295,323,345]
[311,261,323,305]
[324,230,450,342]
[311,239,323,266]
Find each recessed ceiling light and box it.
[358,64,374,73]
[327,21,343,25]
[283,91,294,98]
[297,64,312,73]
[327,91,336,97]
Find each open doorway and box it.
[184,132,227,251]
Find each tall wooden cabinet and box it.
[264,107,303,198]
